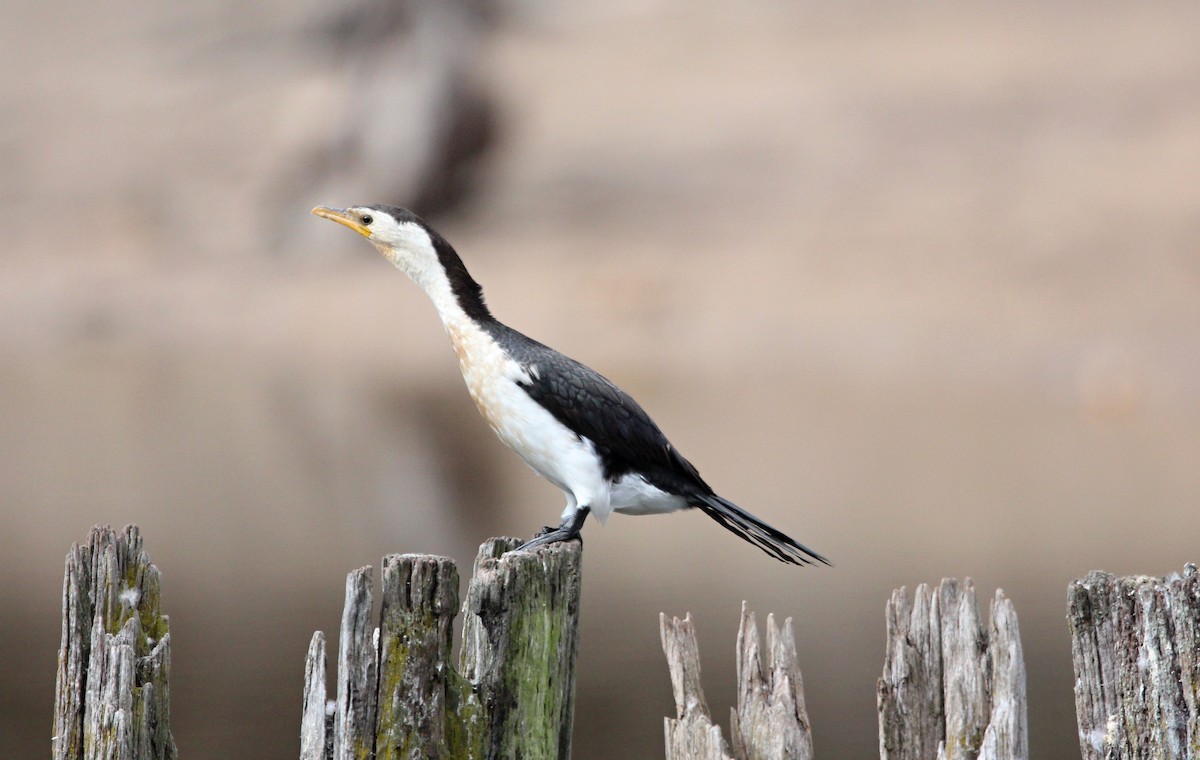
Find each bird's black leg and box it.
[516,507,590,551]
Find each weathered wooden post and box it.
[661,612,732,760]
[301,536,583,760]
[660,602,815,760]
[1068,564,1200,759]
[53,525,177,760]
[877,579,1028,760]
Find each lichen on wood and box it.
[53,524,177,760]
[302,537,582,760]
[374,554,458,759]
[460,537,583,760]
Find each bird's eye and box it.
[360,214,373,226]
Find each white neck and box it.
[375,239,474,333]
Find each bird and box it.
[312,204,829,566]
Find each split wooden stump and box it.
[53,525,177,760]
[659,579,1028,760]
[661,604,815,760]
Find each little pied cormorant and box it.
[313,204,829,566]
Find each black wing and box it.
[485,323,830,566]
[487,323,709,495]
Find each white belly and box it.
[611,474,688,515]
[446,320,613,521]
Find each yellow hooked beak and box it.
[312,206,371,237]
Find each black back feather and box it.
[486,321,709,494]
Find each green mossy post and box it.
[461,538,583,760]
[375,554,459,758]
[53,525,177,760]
[302,537,583,760]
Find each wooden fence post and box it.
[74,527,1200,759]
[302,537,583,760]
[660,602,815,760]
[53,525,177,760]
[877,579,1028,760]
[660,613,732,760]
[1068,564,1200,759]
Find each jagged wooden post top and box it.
[53,525,177,760]
[878,579,1028,760]
[301,536,584,760]
[660,604,816,760]
[1069,564,1200,759]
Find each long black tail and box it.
[694,494,830,566]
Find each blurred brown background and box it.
[3,1,1199,758]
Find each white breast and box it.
[445,319,614,522]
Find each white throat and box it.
[373,237,472,332]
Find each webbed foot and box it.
[516,507,590,551]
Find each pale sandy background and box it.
[3,1,1199,758]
